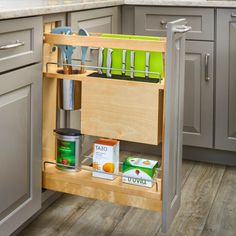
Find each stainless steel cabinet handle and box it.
[160,20,167,28]
[0,40,24,50]
[205,53,210,82]
[175,25,192,33]
[231,12,236,17]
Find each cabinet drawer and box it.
[134,7,214,41]
[81,78,163,145]
[0,16,42,73]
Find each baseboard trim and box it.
[183,146,236,166]
[121,141,236,166]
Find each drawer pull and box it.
[205,53,210,82]
[0,40,25,50]
[160,20,167,28]
[231,13,236,17]
[175,25,192,33]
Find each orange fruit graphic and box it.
[103,163,115,173]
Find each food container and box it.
[92,138,119,180]
[54,128,82,171]
[122,156,159,187]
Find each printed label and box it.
[57,140,76,168]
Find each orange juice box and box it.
[92,138,119,180]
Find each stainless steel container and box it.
[58,65,81,111]
[54,128,82,171]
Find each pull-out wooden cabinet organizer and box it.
[42,19,189,232]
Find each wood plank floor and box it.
[19,160,236,236]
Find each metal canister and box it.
[54,128,82,171]
[57,65,81,111]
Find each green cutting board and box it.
[100,33,164,79]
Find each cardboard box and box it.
[92,138,119,180]
[122,156,159,187]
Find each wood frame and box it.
[42,22,187,232]
[44,33,167,52]
[43,165,162,211]
[42,32,166,211]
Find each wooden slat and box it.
[42,77,57,162]
[44,33,167,52]
[43,68,165,89]
[181,160,195,187]
[42,23,58,163]
[19,195,94,235]
[111,207,162,236]
[202,166,236,236]
[81,77,163,145]
[43,166,162,212]
[61,201,129,236]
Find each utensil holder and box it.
[57,67,81,110]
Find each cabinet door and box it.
[68,7,121,152]
[162,19,186,233]
[0,64,42,235]
[68,7,121,33]
[134,6,214,41]
[183,41,214,148]
[215,9,236,152]
[68,7,121,65]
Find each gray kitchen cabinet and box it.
[68,7,121,66]
[215,9,236,152]
[129,6,215,148]
[68,7,121,34]
[134,6,214,41]
[0,17,42,73]
[184,41,214,148]
[0,64,42,235]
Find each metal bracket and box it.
[174,25,192,33]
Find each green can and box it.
[54,128,82,171]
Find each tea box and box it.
[122,156,159,187]
[92,138,119,180]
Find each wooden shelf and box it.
[43,165,162,212]
[43,67,165,89]
[44,33,167,52]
